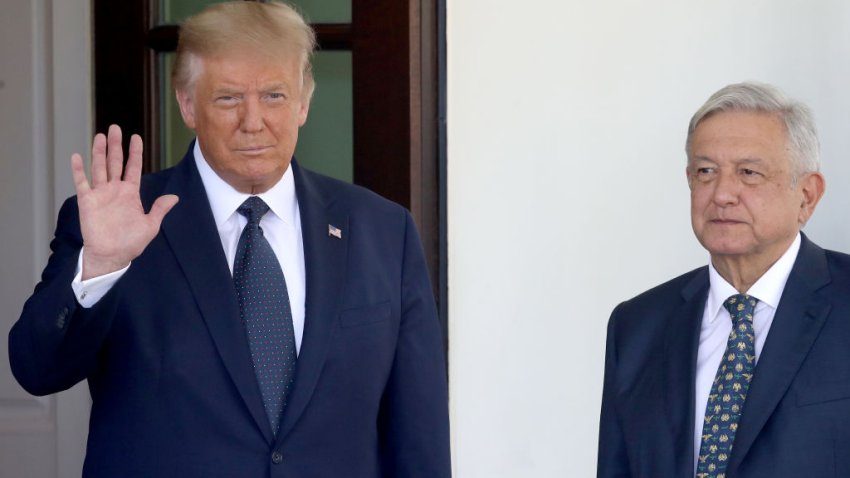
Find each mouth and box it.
[234,146,272,156]
[709,219,745,225]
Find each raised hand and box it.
[71,125,179,280]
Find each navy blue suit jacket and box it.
[598,234,850,478]
[10,150,451,477]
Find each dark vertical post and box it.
[352,0,442,311]
[351,0,445,350]
[351,0,414,209]
[94,0,157,168]
[435,0,449,360]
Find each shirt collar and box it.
[706,232,801,324]
[193,140,298,227]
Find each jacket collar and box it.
[727,233,832,473]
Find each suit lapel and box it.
[663,269,709,478]
[276,162,349,443]
[727,235,832,473]
[159,153,274,443]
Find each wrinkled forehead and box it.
[689,112,794,170]
[692,111,789,149]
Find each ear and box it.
[297,98,310,127]
[797,172,826,225]
[175,89,197,130]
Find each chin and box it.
[236,161,280,177]
[703,241,755,258]
[697,231,751,255]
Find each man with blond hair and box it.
[9,2,451,477]
[598,82,850,477]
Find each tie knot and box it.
[723,294,758,326]
[237,196,271,225]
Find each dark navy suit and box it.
[598,234,850,478]
[9,149,451,477]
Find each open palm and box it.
[71,125,178,279]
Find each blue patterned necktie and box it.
[696,294,758,478]
[233,196,297,436]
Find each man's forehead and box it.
[695,110,786,134]
[197,54,300,83]
[201,51,299,68]
[690,113,793,167]
[694,111,786,144]
[689,155,771,167]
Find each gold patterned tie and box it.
[696,294,758,478]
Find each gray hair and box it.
[685,82,820,179]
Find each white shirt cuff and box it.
[71,248,130,308]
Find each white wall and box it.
[447,1,850,476]
[0,0,91,476]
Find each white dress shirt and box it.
[72,140,307,354]
[692,233,801,475]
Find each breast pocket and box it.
[796,380,850,407]
[338,301,392,328]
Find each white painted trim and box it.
[50,0,93,475]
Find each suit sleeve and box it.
[8,197,120,396]
[378,211,452,477]
[597,304,632,478]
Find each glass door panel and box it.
[161,0,224,24]
[160,52,195,167]
[287,0,351,24]
[294,51,352,182]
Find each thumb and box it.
[148,194,180,226]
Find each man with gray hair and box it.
[9,2,451,477]
[597,82,850,477]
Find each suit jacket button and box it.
[271,451,283,464]
[56,307,69,329]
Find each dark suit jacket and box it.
[9,149,451,477]
[598,234,850,478]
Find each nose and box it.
[711,170,740,206]
[239,96,265,133]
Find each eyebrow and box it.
[211,87,243,96]
[690,156,717,165]
[260,83,289,92]
[690,156,764,165]
[211,83,292,96]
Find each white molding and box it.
[50,0,93,476]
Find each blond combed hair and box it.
[172,1,317,101]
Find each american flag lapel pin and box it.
[328,224,342,239]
